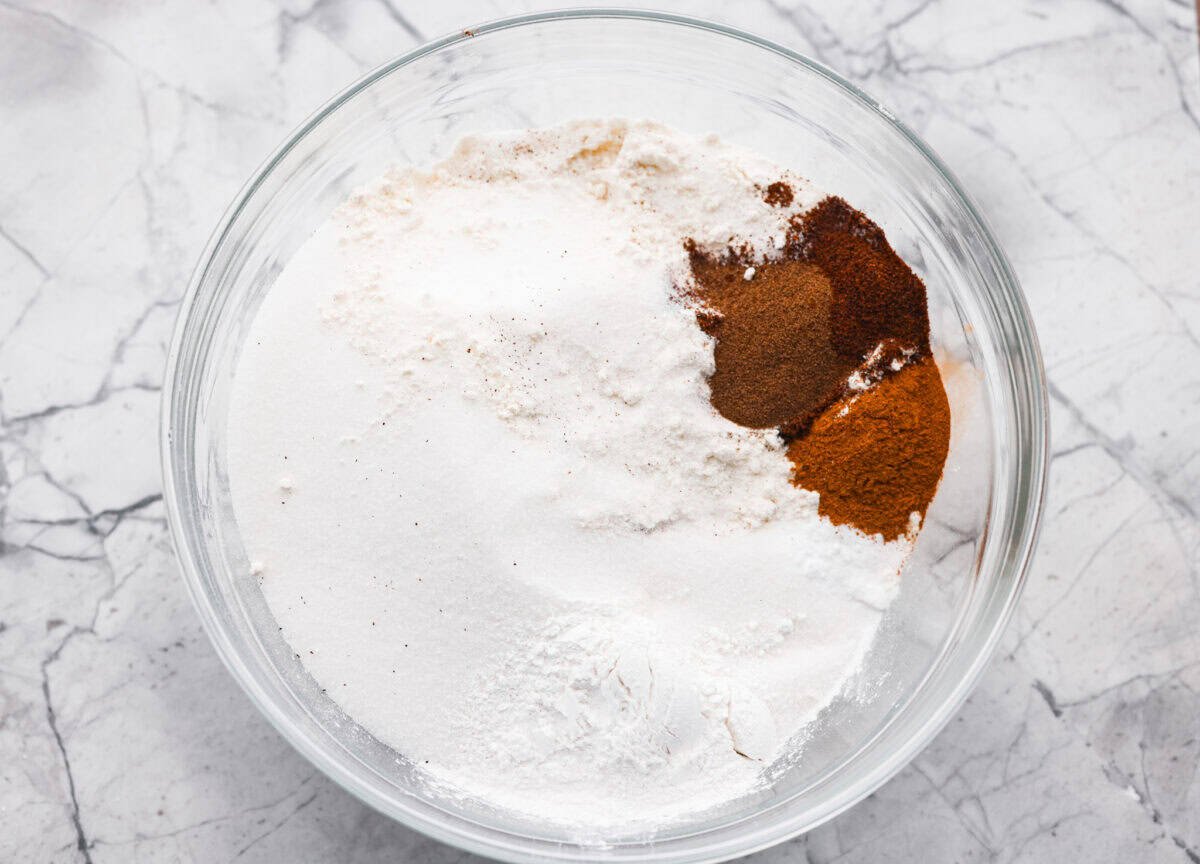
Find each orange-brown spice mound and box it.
[787,357,950,541]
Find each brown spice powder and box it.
[789,197,932,365]
[787,358,950,541]
[684,190,951,540]
[687,245,852,430]
[761,181,795,208]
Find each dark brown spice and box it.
[762,181,794,208]
[788,197,931,364]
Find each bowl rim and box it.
[161,8,1049,863]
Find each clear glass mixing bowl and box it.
[162,10,1047,863]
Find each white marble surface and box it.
[2,0,1198,861]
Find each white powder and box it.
[227,120,909,828]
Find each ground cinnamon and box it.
[787,358,950,540]
[684,190,951,540]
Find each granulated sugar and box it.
[226,121,910,827]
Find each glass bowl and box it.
[161,10,1047,863]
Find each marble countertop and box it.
[2,0,1198,861]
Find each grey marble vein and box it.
[2,0,1198,861]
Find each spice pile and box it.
[226,120,953,829]
[685,194,950,540]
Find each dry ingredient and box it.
[686,245,850,430]
[225,120,950,830]
[791,197,932,366]
[761,180,795,207]
[685,192,950,539]
[788,357,951,540]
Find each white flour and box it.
[227,120,909,827]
